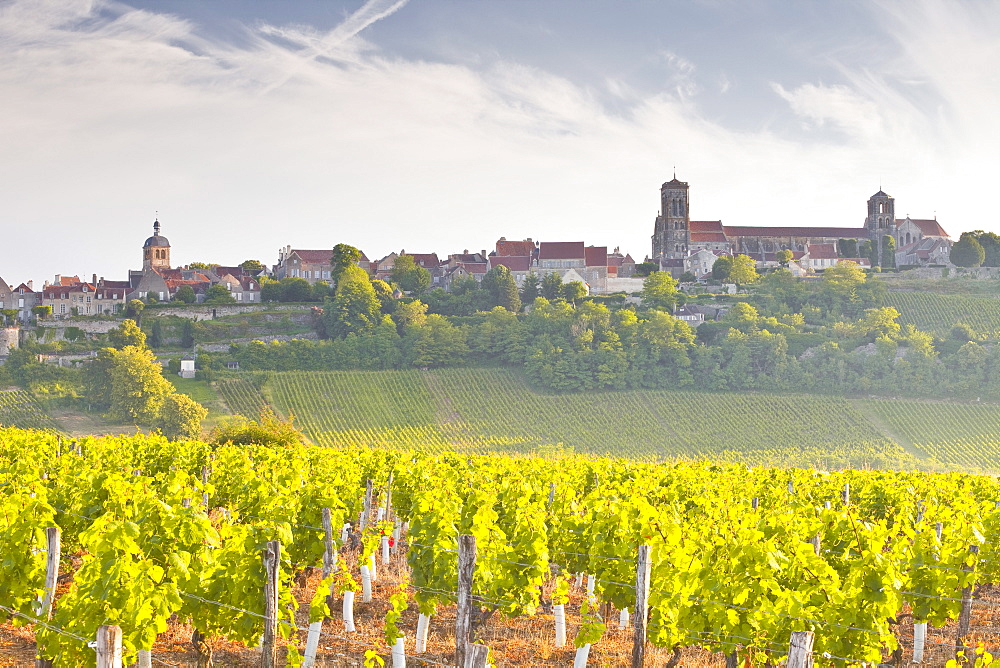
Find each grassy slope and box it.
[884,291,1000,337]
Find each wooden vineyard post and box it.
[631,545,651,668]
[360,479,373,531]
[38,527,60,619]
[322,507,336,576]
[456,534,480,668]
[201,465,210,508]
[841,482,850,506]
[751,497,759,510]
[786,631,814,668]
[385,471,394,522]
[95,625,123,668]
[262,540,281,668]
[956,544,980,664]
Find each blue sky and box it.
[2,0,998,284]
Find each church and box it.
[651,176,950,272]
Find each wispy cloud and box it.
[0,0,998,282]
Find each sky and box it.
[2,0,999,285]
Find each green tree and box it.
[640,271,679,310]
[181,319,196,348]
[211,410,304,447]
[481,265,522,312]
[125,299,145,320]
[0,309,17,326]
[156,393,207,440]
[31,305,52,320]
[880,234,896,270]
[239,259,265,274]
[108,319,147,350]
[728,255,759,288]
[325,264,381,338]
[712,256,733,281]
[371,279,396,314]
[951,232,986,267]
[149,319,163,348]
[278,276,312,302]
[407,314,469,367]
[392,299,428,333]
[837,238,859,258]
[331,244,362,288]
[188,262,218,270]
[540,272,563,300]
[520,271,540,303]
[633,261,658,277]
[969,231,1000,267]
[679,271,697,283]
[391,254,432,294]
[562,281,587,305]
[108,346,174,424]
[776,249,793,267]
[174,285,196,303]
[204,284,236,304]
[260,277,282,302]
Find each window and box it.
[59,304,66,314]
[86,297,91,303]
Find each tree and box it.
[969,231,1000,267]
[149,319,163,348]
[125,299,145,320]
[540,272,563,300]
[278,276,312,302]
[640,271,679,310]
[181,319,196,348]
[880,235,896,270]
[481,265,522,312]
[211,410,304,447]
[633,261,658,277]
[520,271,540,303]
[728,255,759,288]
[562,281,587,305]
[951,232,986,267]
[837,238,859,258]
[239,259,265,274]
[188,262,218,270]
[679,271,697,283]
[108,319,147,350]
[325,264,381,338]
[331,244,362,288]
[776,249,793,267]
[859,240,875,266]
[407,314,469,367]
[156,393,207,440]
[391,254,432,294]
[823,260,867,288]
[712,256,733,281]
[108,345,174,424]
[204,284,237,304]
[174,285,196,303]
[0,309,17,326]
[392,299,428,333]
[31,305,51,320]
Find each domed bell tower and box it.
[142,219,171,272]
[651,175,690,261]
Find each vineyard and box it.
[884,292,1000,337]
[263,369,934,470]
[868,399,1000,470]
[2,426,1000,667]
[0,390,60,432]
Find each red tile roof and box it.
[585,246,607,267]
[291,249,333,264]
[464,263,488,274]
[405,253,440,268]
[807,243,838,260]
[539,242,585,260]
[690,232,728,243]
[897,218,949,237]
[57,275,81,286]
[723,226,868,238]
[490,256,531,272]
[689,220,724,233]
[496,239,536,256]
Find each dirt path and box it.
[848,398,928,460]
[47,408,140,438]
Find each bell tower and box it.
[142,218,171,272]
[865,190,895,242]
[651,174,690,261]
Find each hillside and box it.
[215,368,1000,472]
[884,291,1000,337]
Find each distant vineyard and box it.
[215,377,271,419]
[0,390,58,431]
[264,369,912,469]
[868,398,1000,470]
[885,291,1000,337]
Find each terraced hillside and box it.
[0,390,59,431]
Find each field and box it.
[0,390,59,431]
[884,291,1000,337]
[258,368,959,470]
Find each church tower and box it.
[865,190,895,242]
[142,218,171,272]
[651,175,690,261]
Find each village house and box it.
[274,247,372,284]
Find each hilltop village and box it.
[0,178,958,326]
